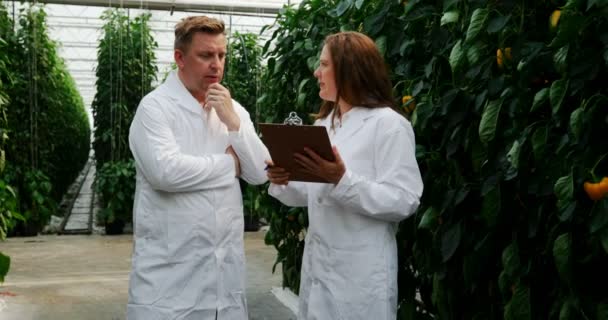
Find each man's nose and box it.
[210,56,221,69]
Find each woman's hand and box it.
[265,160,290,185]
[294,146,345,184]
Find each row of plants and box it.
[0,3,19,281]
[92,9,157,234]
[257,0,608,318]
[0,4,91,233]
[0,2,91,279]
[223,31,267,230]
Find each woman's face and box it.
[314,45,337,102]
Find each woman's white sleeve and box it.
[328,121,423,222]
[268,182,309,207]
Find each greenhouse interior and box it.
[0,0,607,319]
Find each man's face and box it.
[175,32,227,94]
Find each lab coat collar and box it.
[329,106,376,145]
[163,70,203,116]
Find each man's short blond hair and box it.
[174,16,225,52]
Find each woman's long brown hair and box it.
[315,31,395,125]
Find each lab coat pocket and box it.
[167,209,205,263]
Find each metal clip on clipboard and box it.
[283,112,303,126]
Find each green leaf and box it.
[297,78,310,94]
[397,299,416,319]
[264,228,274,245]
[0,252,9,282]
[502,243,520,277]
[306,56,318,72]
[587,0,599,10]
[355,0,364,10]
[554,174,574,201]
[400,39,415,56]
[336,0,352,17]
[441,222,461,262]
[466,8,489,43]
[443,0,459,10]
[549,14,586,48]
[431,273,442,305]
[482,186,501,227]
[531,88,549,112]
[424,57,436,78]
[553,45,569,75]
[598,301,608,320]
[479,99,502,145]
[440,11,459,26]
[559,299,575,320]
[569,107,583,140]
[498,270,512,296]
[375,35,387,57]
[274,58,284,74]
[449,39,466,72]
[304,39,314,51]
[466,42,484,66]
[296,93,307,108]
[601,228,608,254]
[487,15,510,33]
[558,202,576,222]
[507,140,521,170]
[504,285,531,320]
[553,233,571,283]
[550,79,568,115]
[298,211,306,225]
[418,207,438,229]
[590,201,608,233]
[563,0,581,10]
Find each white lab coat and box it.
[127,71,269,320]
[269,106,423,320]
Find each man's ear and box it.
[174,49,185,70]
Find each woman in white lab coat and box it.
[267,31,423,320]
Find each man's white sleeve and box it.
[229,102,271,185]
[129,98,236,192]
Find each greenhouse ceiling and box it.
[26,0,297,15]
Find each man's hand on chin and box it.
[206,83,240,131]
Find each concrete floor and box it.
[0,231,296,320]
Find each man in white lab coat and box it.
[127,16,270,320]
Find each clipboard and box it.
[259,123,335,183]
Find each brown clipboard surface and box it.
[259,123,335,183]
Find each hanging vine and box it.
[4,3,90,235]
[93,8,157,233]
[0,1,21,282]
